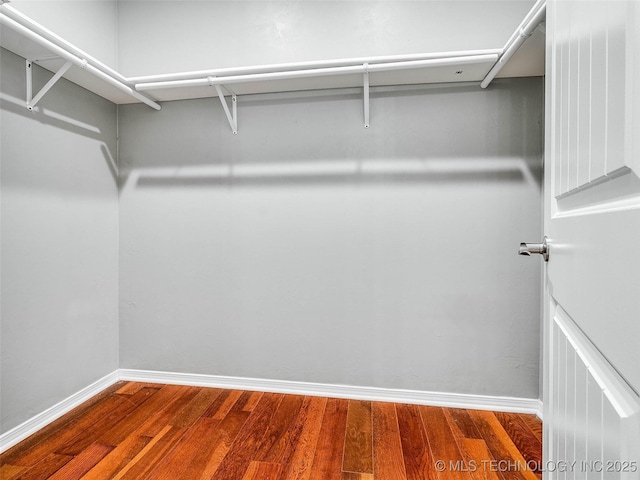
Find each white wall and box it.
[119,78,543,399]
[0,48,119,434]
[117,0,535,77]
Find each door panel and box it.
[548,306,640,479]
[589,0,607,183]
[548,209,640,389]
[552,0,638,197]
[544,0,640,477]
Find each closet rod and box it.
[135,54,498,91]
[0,9,161,110]
[128,49,503,84]
[481,0,546,88]
[1,3,125,83]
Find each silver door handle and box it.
[518,236,549,261]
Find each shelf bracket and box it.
[210,77,237,134]
[26,59,32,106]
[25,59,72,111]
[363,63,370,128]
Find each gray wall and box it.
[0,48,119,434]
[119,77,543,399]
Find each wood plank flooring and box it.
[0,382,542,480]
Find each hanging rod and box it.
[135,54,499,91]
[127,49,502,84]
[0,8,161,110]
[481,0,546,88]
[1,3,125,83]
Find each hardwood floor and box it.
[0,382,542,480]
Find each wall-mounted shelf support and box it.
[3,0,545,124]
[26,59,31,104]
[135,53,499,134]
[212,80,237,134]
[363,63,370,129]
[25,58,72,111]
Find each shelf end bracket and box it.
[26,59,73,111]
[363,63,370,128]
[211,78,237,135]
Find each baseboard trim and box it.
[119,369,543,418]
[1,368,542,453]
[0,371,120,453]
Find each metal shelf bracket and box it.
[210,77,237,134]
[25,58,72,111]
[363,63,370,128]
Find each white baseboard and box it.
[0,371,120,453]
[1,368,542,453]
[119,369,543,419]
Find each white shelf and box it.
[0,0,546,130]
[134,51,501,102]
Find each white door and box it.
[542,0,640,478]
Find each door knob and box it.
[518,236,549,261]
